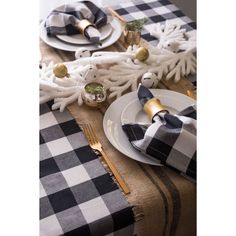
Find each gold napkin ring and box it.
[76,19,96,35]
[144,98,168,120]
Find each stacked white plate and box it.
[39,17,122,52]
[103,89,196,166]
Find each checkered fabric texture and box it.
[40,101,135,236]
[113,0,196,46]
[122,105,196,180]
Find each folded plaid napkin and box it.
[45,1,109,43]
[122,85,196,181]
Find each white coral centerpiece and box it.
[40,21,196,111]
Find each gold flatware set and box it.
[80,123,130,194]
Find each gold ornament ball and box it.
[53,63,68,78]
[135,47,149,61]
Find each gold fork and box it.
[80,124,130,194]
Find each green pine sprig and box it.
[85,83,104,95]
[124,18,148,32]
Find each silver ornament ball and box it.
[75,47,91,59]
[141,72,157,88]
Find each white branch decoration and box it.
[40,21,196,111]
[39,60,98,112]
[149,20,196,52]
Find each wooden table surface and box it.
[40,30,196,236]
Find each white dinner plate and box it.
[103,89,196,166]
[56,23,113,45]
[39,17,122,52]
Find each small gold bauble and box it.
[135,47,149,61]
[53,63,69,78]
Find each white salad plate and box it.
[56,23,113,45]
[103,89,196,166]
[39,17,122,52]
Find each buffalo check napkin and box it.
[45,1,110,43]
[122,86,196,181]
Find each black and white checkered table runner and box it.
[40,101,135,236]
[113,0,196,45]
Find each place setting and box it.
[39,1,123,51]
[103,85,196,170]
[78,84,196,196]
